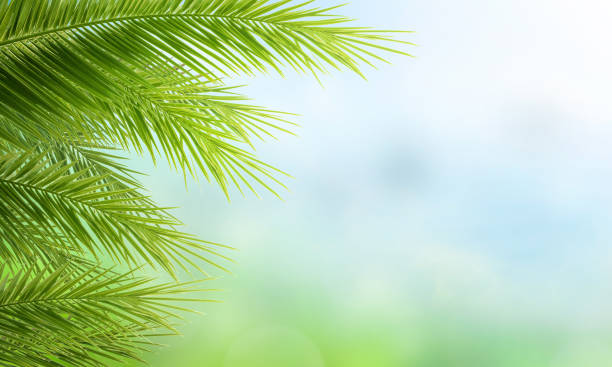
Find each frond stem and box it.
[0,294,135,310]
[0,12,353,49]
[0,177,161,225]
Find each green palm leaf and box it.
[0,150,230,275]
[0,0,411,364]
[0,121,143,190]
[96,75,296,197]
[0,0,410,194]
[0,264,214,367]
[0,0,410,76]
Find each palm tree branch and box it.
[0,264,214,366]
[0,151,230,275]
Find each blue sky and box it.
[132,0,612,331]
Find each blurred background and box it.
[121,0,612,365]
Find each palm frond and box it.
[0,0,411,193]
[0,264,214,367]
[0,1,411,365]
[0,0,411,77]
[99,74,296,197]
[0,120,143,189]
[0,70,295,196]
[0,150,230,275]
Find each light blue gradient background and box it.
[125,0,612,365]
